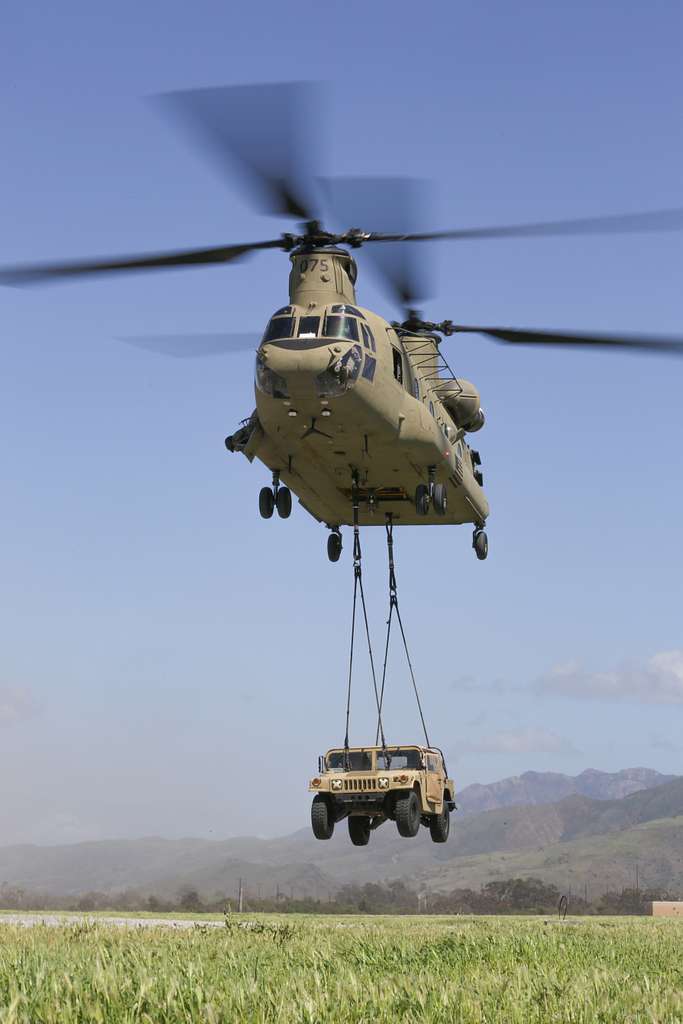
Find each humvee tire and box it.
[348,816,371,846]
[311,794,334,840]
[429,802,450,843]
[395,790,420,837]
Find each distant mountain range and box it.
[0,767,679,900]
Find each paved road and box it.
[0,913,224,930]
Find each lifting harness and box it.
[343,485,431,760]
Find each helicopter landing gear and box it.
[415,484,430,516]
[259,470,292,520]
[327,529,343,563]
[473,527,488,560]
[432,483,448,516]
[258,486,275,519]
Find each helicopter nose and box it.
[259,340,359,398]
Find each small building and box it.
[651,902,683,917]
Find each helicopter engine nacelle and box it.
[441,379,485,432]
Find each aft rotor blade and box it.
[120,332,261,358]
[156,83,322,220]
[0,239,282,286]
[369,207,683,243]
[455,325,683,354]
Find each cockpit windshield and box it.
[326,749,373,771]
[262,317,294,343]
[377,748,423,770]
[323,315,359,342]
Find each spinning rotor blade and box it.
[156,83,322,220]
[0,239,282,286]
[369,206,683,243]
[454,324,683,355]
[120,331,261,357]
[324,178,431,311]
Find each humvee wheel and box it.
[276,486,292,519]
[327,531,342,562]
[415,484,429,516]
[433,483,447,516]
[429,803,450,843]
[348,816,371,846]
[311,794,334,840]
[259,486,275,519]
[395,790,420,838]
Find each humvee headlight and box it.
[378,777,389,789]
[331,779,343,791]
[397,774,409,784]
[311,778,321,787]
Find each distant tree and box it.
[178,887,203,912]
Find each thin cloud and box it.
[0,687,37,726]
[535,650,683,705]
[460,727,577,755]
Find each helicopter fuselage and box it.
[229,249,489,530]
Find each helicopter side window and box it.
[298,316,320,338]
[331,304,366,319]
[323,315,359,342]
[262,316,295,343]
[361,323,376,352]
[392,348,404,385]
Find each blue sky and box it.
[1,0,682,844]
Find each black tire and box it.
[259,487,275,519]
[327,532,342,562]
[415,484,429,516]
[429,803,450,843]
[276,486,292,519]
[395,790,421,838]
[433,482,447,516]
[348,816,371,847]
[311,794,334,840]
[473,529,488,561]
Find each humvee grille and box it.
[342,777,376,792]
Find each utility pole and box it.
[635,863,639,893]
[238,878,244,913]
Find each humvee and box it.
[309,744,455,846]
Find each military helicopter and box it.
[3,83,683,564]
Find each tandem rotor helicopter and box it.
[3,83,683,563]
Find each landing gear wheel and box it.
[276,486,292,519]
[259,487,275,519]
[348,816,371,846]
[327,532,342,562]
[429,803,450,843]
[433,483,448,516]
[311,794,334,840]
[473,529,488,561]
[395,791,421,838]
[415,484,430,517]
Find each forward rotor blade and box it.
[0,239,282,286]
[324,177,431,310]
[369,207,683,243]
[120,332,261,358]
[455,325,683,354]
[156,83,322,220]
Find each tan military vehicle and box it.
[309,744,455,846]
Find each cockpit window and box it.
[361,323,376,352]
[323,315,359,342]
[297,316,320,338]
[262,317,295,343]
[272,306,293,316]
[326,750,373,771]
[331,304,365,319]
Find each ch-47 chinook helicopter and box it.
[3,83,683,564]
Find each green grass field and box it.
[0,914,681,1022]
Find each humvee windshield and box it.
[378,748,423,770]
[326,750,372,771]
